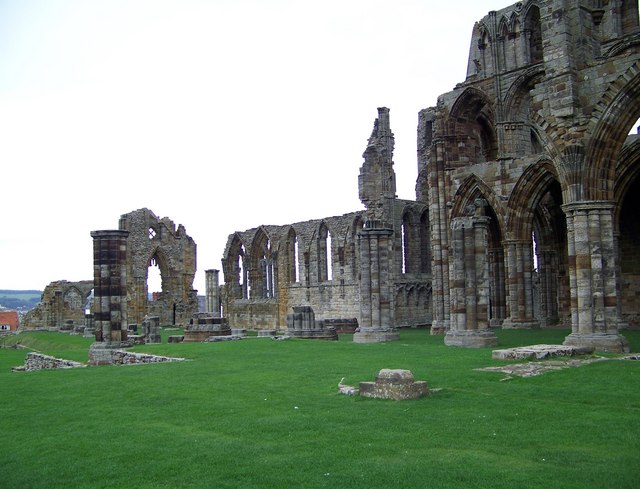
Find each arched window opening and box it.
[148,258,162,296]
[525,6,543,64]
[401,222,407,274]
[294,236,300,283]
[261,239,276,299]
[318,224,333,282]
[532,231,539,272]
[326,230,333,281]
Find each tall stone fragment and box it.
[205,269,221,317]
[354,107,399,343]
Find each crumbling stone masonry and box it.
[219,1,639,352]
[286,305,338,340]
[221,108,431,341]
[22,280,93,330]
[119,208,198,327]
[420,0,639,351]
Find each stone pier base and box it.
[359,369,428,400]
[88,342,132,365]
[444,330,498,348]
[563,333,630,353]
[353,329,400,343]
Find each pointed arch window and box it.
[318,223,333,282]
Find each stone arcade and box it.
[219,0,640,351]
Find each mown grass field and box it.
[1,328,639,489]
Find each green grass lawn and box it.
[1,329,639,489]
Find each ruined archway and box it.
[506,160,568,328]
[585,63,640,201]
[119,208,197,327]
[615,138,640,328]
[449,88,498,162]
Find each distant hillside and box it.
[0,290,42,311]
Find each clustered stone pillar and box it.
[502,239,540,329]
[428,138,451,335]
[444,213,498,347]
[354,223,399,343]
[89,230,130,365]
[562,201,629,352]
[488,248,506,326]
[205,269,221,317]
[537,247,560,327]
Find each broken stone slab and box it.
[492,344,594,360]
[205,335,242,342]
[168,335,184,343]
[359,369,428,400]
[477,356,608,378]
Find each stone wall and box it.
[221,196,431,330]
[118,208,198,327]
[22,280,93,330]
[13,352,86,372]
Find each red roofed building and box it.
[0,311,19,331]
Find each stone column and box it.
[537,247,560,327]
[354,223,399,343]
[89,230,130,365]
[502,239,540,329]
[428,139,451,334]
[562,201,629,352]
[488,248,506,326]
[444,215,498,348]
[205,269,220,317]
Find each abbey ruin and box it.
[220,0,640,351]
[19,1,639,354]
[24,209,199,334]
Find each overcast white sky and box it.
[1,0,510,293]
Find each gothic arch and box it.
[450,175,506,234]
[523,3,543,64]
[250,227,276,299]
[614,138,640,228]
[317,221,334,282]
[281,226,300,285]
[506,159,563,240]
[222,232,248,300]
[401,206,420,275]
[449,87,498,162]
[504,65,545,120]
[585,61,640,200]
[118,208,197,326]
[63,286,84,310]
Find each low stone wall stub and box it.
[12,352,86,372]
